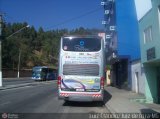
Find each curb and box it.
[105,103,117,114]
[0,80,57,90]
[0,83,35,90]
[3,77,31,80]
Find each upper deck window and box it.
[62,37,101,52]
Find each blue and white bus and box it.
[32,66,57,81]
[58,36,105,102]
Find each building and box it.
[138,0,160,103]
[131,59,145,94]
[101,0,140,89]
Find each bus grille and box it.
[63,64,99,76]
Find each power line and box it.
[2,7,102,31]
[45,7,102,30]
[0,11,14,23]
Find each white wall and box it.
[134,0,152,20]
[131,60,145,94]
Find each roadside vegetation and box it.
[1,22,103,69]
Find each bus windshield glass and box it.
[62,37,101,52]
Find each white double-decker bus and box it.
[58,35,105,102]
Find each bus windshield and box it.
[62,37,101,52]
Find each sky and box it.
[134,0,152,20]
[0,0,104,31]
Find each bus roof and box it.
[62,35,101,39]
[32,66,58,70]
[33,66,48,69]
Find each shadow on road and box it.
[63,101,104,107]
[103,89,112,104]
[63,89,112,107]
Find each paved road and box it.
[0,79,111,119]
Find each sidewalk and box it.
[104,86,160,114]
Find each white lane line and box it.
[35,81,57,85]
[0,81,57,91]
[0,101,11,106]
[1,85,33,91]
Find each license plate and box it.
[76,89,84,91]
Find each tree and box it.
[2,22,104,69]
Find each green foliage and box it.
[2,22,103,69]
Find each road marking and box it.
[0,101,11,106]
[0,80,57,91]
[1,85,33,91]
[33,81,57,85]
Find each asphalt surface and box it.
[0,79,111,119]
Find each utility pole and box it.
[0,14,3,87]
[17,48,21,78]
[6,25,29,78]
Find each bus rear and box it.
[32,66,57,81]
[32,66,47,81]
[58,36,105,102]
